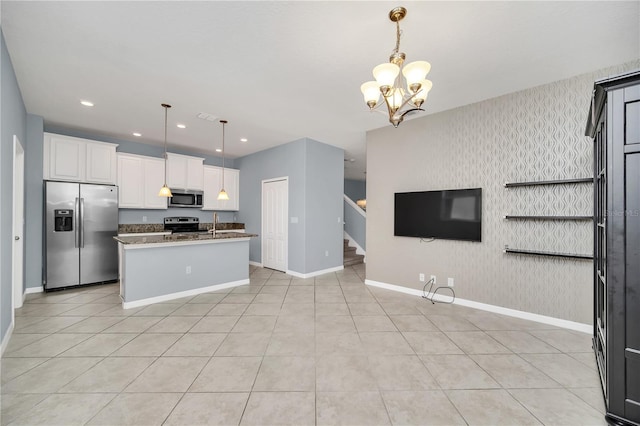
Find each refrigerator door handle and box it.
[74,197,80,248]
[80,197,85,248]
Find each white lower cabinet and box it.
[117,153,167,209]
[203,166,239,211]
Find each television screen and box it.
[394,188,482,242]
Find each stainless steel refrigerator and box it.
[44,181,119,290]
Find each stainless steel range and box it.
[163,217,206,234]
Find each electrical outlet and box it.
[419,273,425,282]
[448,277,454,287]
[142,216,147,223]
[431,275,436,284]
[186,266,192,274]
[325,250,329,257]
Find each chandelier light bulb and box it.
[360,81,381,108]
[402,61,431,92]
[373,63,400,90]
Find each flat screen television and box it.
[394,188,482,242]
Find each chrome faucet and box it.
[212,212,218,235]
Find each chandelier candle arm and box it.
[158,103,173,197]
[360,7,433,127]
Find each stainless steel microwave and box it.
[168,189,203,208]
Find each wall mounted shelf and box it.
[504,247,593,260]
[504,215,593,221]
[503,177,593,187]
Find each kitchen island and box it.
[114,232,257,308]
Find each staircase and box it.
[343,239,364,267]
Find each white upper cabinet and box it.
[117,153,167,209]
[43,133,117,184]
[166,153,204,191]
[203,165,239,211]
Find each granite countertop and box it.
[118,222,245,234]
[114,231,257,246]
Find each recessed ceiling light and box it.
[132,132,142,137]
[240,138,248,142]
[176,124,186,129]
[215,148,222,153]
[80,100,94,107]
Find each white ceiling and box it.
[2,1,639,180]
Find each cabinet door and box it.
[144,158,168,209]
[202,166,222,210]
[86,143,117,184]
[166,154,187,189]
[117,155,144,208]
[186,157,204,190]
[49,136,85,181]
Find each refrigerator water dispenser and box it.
[54,209,73,232]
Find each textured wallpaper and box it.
[366,61,639,325]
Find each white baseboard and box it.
[365,279,591,334]
[343,231,366,256]
[25,286,43,294]
[249,261,263,268]
[1,322,15,356]
[122,279,250,309]
[287,265,344,279]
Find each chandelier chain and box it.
[394,21,402,56]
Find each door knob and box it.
[15,236,20,240]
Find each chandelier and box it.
[360,7,432,128]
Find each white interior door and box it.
[12,135,25,315]
[262,178,288,272]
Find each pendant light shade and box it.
[158,103,173,197]
[217,119,229,201]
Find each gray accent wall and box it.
[235,138,344,275]
[1,29,27,343]
[366,61,640,325]
[344,178,366,202]
[344,199,366,250]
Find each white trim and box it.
[343,194,366,218]
[343,231,366,257]
[1,323,15,356]
[249,261,263,267]
[25,286,43,295]
[287,265,344,279]
[122,278,250,309]
[365,279,591,334]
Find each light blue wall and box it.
[344,178,366,202]
[235,139,307,272]
[1,29,27,343]
[305,139,344,271]
[25,115,44,290]
[235,138,344,275]
[119,209,235,225]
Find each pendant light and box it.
[158,103,173,197]
[217,119,229,201]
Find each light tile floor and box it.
[1,264,606,425]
